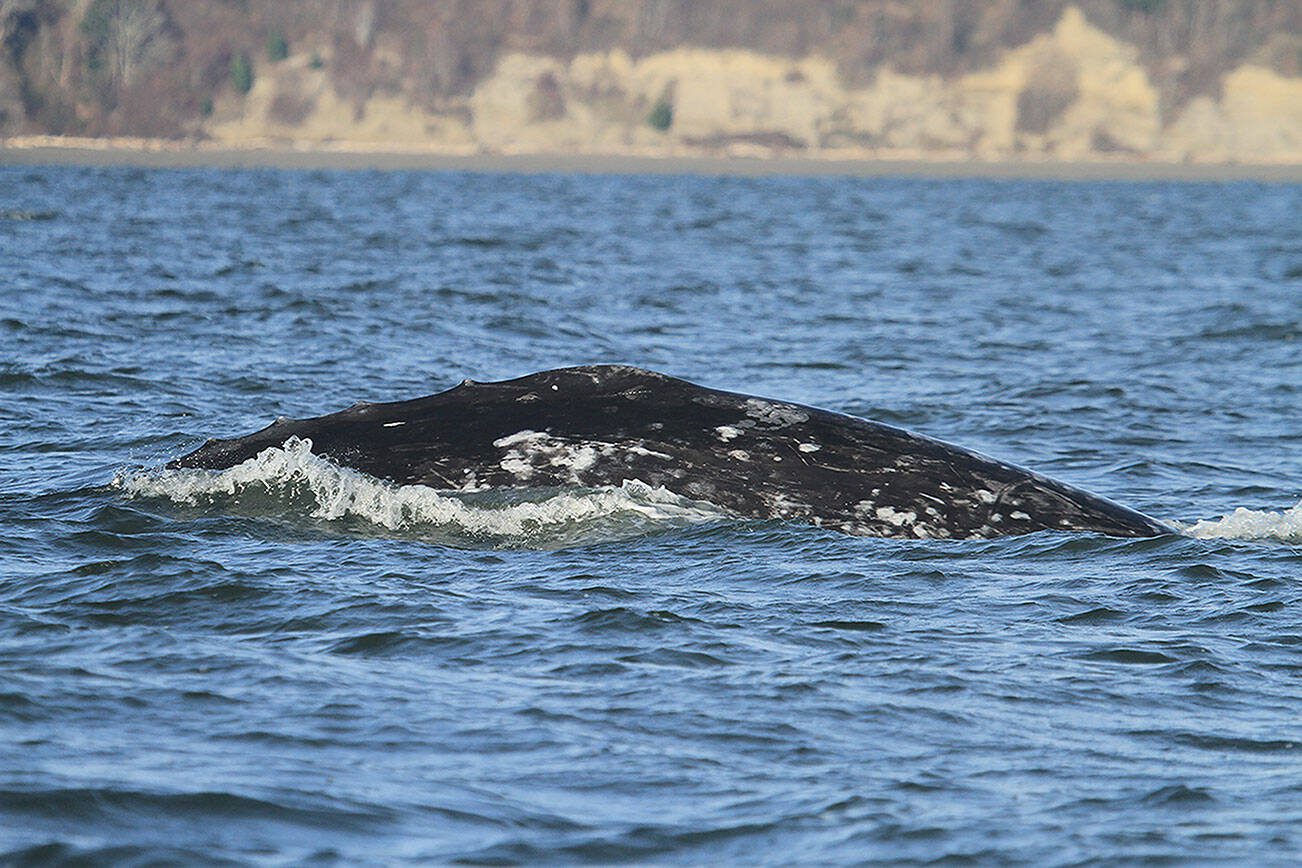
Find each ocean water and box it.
[2,164,1301,864]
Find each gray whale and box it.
[171,365,1174,539]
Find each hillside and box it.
[2,0,1300,163]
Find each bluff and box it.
[2,0,1300,163]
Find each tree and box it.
[81,0,172,90]
[647,97,673,131]
[231,52,253,94]
[267,31,288,62]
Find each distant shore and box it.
[2,138,1300,182]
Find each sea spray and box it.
[115,437,727,544]
[1181,499,1302,543]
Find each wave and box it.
[1180,500,1302,543]
[113,437,727,547]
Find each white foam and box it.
[114,437,727,547]
[1181,499,1302,543]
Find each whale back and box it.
[171,365,1173,539]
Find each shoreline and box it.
[2,139,1300,182]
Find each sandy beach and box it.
[3,138,1299,181]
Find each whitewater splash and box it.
[115,437,728,546]
[1181,500,1302,544]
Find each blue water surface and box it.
[2,165,1301,864]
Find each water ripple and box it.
[2,166,1300,864]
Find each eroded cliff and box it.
[2,0,1299,162]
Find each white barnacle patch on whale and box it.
[493,431,545,449]
[875,506,917,527]
[492,430,667,484]
[715,425,742,442]
[625,444,672,460]
[493,430,574,481]
[566,446,601,472]
[1010,511,1031,521]
[498,451,539,479]
[728,449,751,461]
[798,442,820,453]
[975,489,997,504]
[383,421,406,428]
[766,493,811,519]
[457,469,489,492]
[743,399,810,428]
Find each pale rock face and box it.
[1022,7,1161,156]
[209,50,476,149]
[1163,66,1302,162]
[202,5,1301,165]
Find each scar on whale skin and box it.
[170,365,1175,540]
